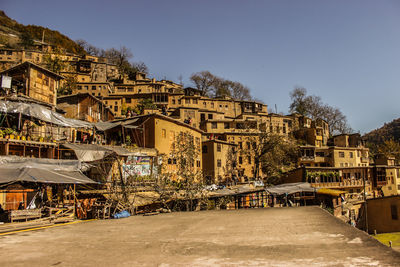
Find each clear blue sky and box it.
[2,0,400,134]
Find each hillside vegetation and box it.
[363,118,400,144]
[0,10,85,54]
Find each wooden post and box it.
[73,184,76,219]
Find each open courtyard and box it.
[1,206,399,266]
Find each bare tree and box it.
[229,81,251,100]
[289,87,352,135]
[190,71,217,96]
[76,39,101,56]
[132,61,148,74]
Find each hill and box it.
[0,10,85,54]
[363,118,400,144]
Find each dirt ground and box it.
[1,206,399,266]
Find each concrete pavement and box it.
[1,206,399,266]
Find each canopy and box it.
[317,188,346,197]
[0,156,95,184]
[265,182,316,195]
[0,100,93,128]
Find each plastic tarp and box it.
[95,118,139,131]
[265,182,316,195]
[62,144,148,161]
[62,144,113,162]
[95,121,122,131]
[0,100,93,128]
[0,156,95,184]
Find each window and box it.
[238,142,243,149]
[114,106,118,112]
[217,159,221,168]
[203,102,207,107]
[316,152,324,157]
[211,102,214,108]
[77,85,82,90]
[349,152,353,158]
[246,142,251,149]
[162,129,166,138]
[172,99,176,104]
[197,160,201,167]
[126,98,132,104]
[224,122,230,129]
[217,144,221,152]
[238,156,243,165]
[168,158,172,164]
[248,156,251,164]
[178,99,181,104]
[208,114,213,120]
[211,122,217,129]
[193,99,198,104]
[92,85,96,90]
[391,205,398,220]
[185,98,190,104]
[339,152,345,158]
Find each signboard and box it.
[1,75,12,89]
[122,156,152,178]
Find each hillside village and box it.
[0,15,399,236]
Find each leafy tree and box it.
[289,87,352,135]
[377,139,400,162]
[167,131,205,211]
[19,31,34,48]
[58,74,77,96]
[242,132,299,183]
[134,98,156,114]
[259,134,299,184]
[43,48,66,73]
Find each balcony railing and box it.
[312,180,365,188]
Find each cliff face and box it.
[0,10,85,54]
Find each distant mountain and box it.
[363,118,400,144]
[0,10,85,54]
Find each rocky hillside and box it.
[0,10,85,54]
[363,118,400,144]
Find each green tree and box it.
[43,49,66,73]
[58,74,77,96]
[19,31,34,48]
[377,139,400,162]
[134,98,157,115]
